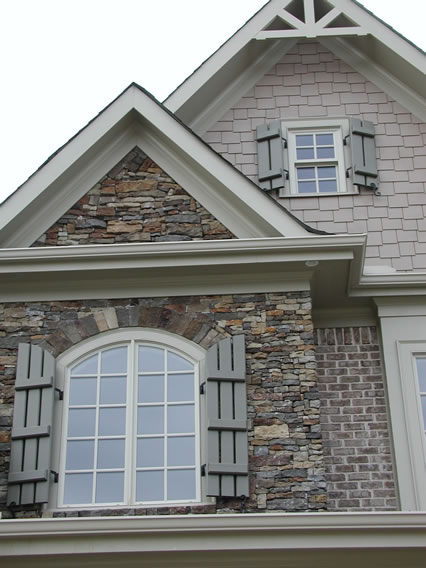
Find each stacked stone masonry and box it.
[204,40,426,271]
[0,291,327,518]
[32,147,235,247]
[316,326,397,511]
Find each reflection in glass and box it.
[98,407,126,436]
[167,352,193,372]
[168,405,194,433]
[298,181,316,193]
[138,346,164,372]
[319,180,337,193]
[138,406,164,435]
[168,436,195,466]
[69,378,97,405]
[316,133,334,145]
[168,374,194,402]
[317,146,335,159]
[137,438,164,467]
[297,167,315,180]
[66,440,94,470]
[63,473,93,504]
[68,408,96,437]
[167,469,196,500]
[100,376,126,404]
[138,375,164,403]
[296,147,315,160]
[416,358,426,392]
[136,470,164,502]
[97,439,125,469]
[296,134,313,146]
[318,166,336,178]
[95,472,124,503]
[101,347,127,374]
[72,354,97,375]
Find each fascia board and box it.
[130,95,308,238]
[188,39,297,134]
[164,0,292,113]
[0,235,364,302]
[0,87,138,246]
[0,512,425,561]
[321,37,426,122]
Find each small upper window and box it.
[57,333,203,508]
[287,122,347,195]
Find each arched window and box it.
[56,330,205,508]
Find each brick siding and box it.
[316,326,397,511]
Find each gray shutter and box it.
[7,344,56,506]
[256,120,286,192]
[206,335,249,497]
[350,118,378,188]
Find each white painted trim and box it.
[0,512,425,567]
[320,37,426,122]
[313,307,377,328]
[0,85,310,248]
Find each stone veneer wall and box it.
[316,326,397,511]
[204,40,426,271]
[32,147,235,247]
[0,291,326,518]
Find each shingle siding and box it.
[205,40,426,271]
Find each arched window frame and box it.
[49,328,207,510]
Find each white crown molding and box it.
[0,512,425,567]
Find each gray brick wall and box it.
[316,326,397,511]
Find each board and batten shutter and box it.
[7,344,56,506]
[206,335,249,497]
[349,118,378,188]
[256,120,286,192]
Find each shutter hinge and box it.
[50,470,59,483]
[200,382,206,395]
[282,137,288,149]
[201,464,206,477]
[55,387,64,400]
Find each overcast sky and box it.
[0,0,424,204]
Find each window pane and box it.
[316,133,333,145]
[98,407,126,436]
[72,354,97,375]
[297,181,317,193]
[68,408,96,437]
[63,473,93,505]
[167,352,193,372]
[318,166,336,178]
[297,167,315,180]
[296,147,315,160]
[136,470,164,502]
[138,406,164,435]
[100,376,127,404]
[69,378,97,405]
[421,396,426,429]
[416,358,426,392]
[168,405,194,433]
[97,439,125,469]
[101,347,127,374]
[66,440,94,470]
[95,472,124,503]
[168,436,195,466]
[319,179,338,193]
[167,469,196,501]
[138,375,164,403]
[138,346,164,372]
[295,134,313,146]
[317,146,335,159]
[137,438,164,467]
[168,373,194,402]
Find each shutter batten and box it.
[7,344,56,506]
[350,118,378,188]
[256,121,286,192]
[206,335,249,498]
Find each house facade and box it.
[0,0,425,565]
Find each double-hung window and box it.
[286,119,348,196]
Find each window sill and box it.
[280,191,359,198]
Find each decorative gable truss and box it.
[256,0,367,40]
